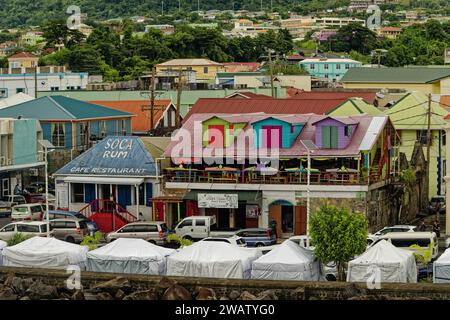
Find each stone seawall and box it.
[1,267,450,300]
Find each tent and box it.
[86,238,175,275]
[1,237,88,269]
[433,248,450,283]
[347,240,417,283]
[0,240,6,266]
[167,241,261,279]
[251,240,320,281]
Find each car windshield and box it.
[160,223,168,232]
[13,207,28,213]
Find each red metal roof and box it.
[90,100,173,133]
[184,98,349,122]
[8,52,38,59]
[288,91,377,104]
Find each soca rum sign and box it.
[197,193,238,209]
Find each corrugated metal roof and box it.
[341,67,450,84]
[183,98,348,122]
[165,113,386,159]
[289,91,377,104]
[359,117,388,151]
[90,100,172,132]
[0,96,133,120]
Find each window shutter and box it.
[331,126,338,148]
[322,126,331,148]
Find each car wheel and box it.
[183,236,193,241]
[66,236,75,243]
[148,240,156,244]
[326,274,337,281]
[256,243,265,247]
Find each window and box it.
[16,88,25,94]
[195,219,206,226]
[77,86,81,90]
[120,119,127,135]
[344,126,353,137]
[100,121,107,137]
[416,130,428,145]
[65,221,77,228]
[322,126,338,149]
[66,86,75,90]
[51,123,65,147]
[309,64,315,70]
[72,183,84,203]
[0,89,7,98]
[336,64,341,70]
[134,224,158,232]
[203,67,208,74]
[119,226,134,233]
[17,224,40,233]
[51,87,60,91]
[345,64,350,69]
[79,122,89,147]
[178,220,192,228]
[324,64,329,70]
[50,221,66,229]
[1,224,15,232]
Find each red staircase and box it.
[78,199,137,233]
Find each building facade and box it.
[300,58,363,82]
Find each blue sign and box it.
[56,136,157,176]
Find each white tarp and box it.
[86,238,175,275]
[167,241,261,279]
[0,240,6,266]
[1,237,88,269]
[251,240,320,281]
[347,240,417,283]
[433,248,450,283]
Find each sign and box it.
[56,180,69,208]
[246,205,259,218]
[55,136,156,176]
[197,193,238,208]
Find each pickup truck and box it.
[174,216,237,241]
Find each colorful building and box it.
[327,98,383,116]
[0,96,134,151]
[385,91,449,198]
[300,58,362,82]
[7,52,39,72]
[341,67,450,95]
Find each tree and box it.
[325,23,379,55]
[0,56,7,68]
[309,205,368,281]
[42,19,85,49]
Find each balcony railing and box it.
[163,167,382,186]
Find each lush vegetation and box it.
[167,233,193,247]
[80,231,104,250]
[309,205,368,281]
[37,19,293,81]
[6,233,32,246]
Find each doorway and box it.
[281,205,294,235]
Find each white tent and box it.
[86,238,175,275]
[251,240,320,281]
[0,240,6,266]
[167,241,261,279]
[0,93,34,109]
[347,240,417,283]
[433,248,450,283]
[1,237,88,269]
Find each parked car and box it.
[2,195,26,206]
[234,228,277,247]
[0,221,53,241]
[429,195,445,215]
[11,203,45,221]
[174,216,237,241]
[106,221,168,244]
[200,236,247,247]
[371,231,439,260]
[49,218,89,243]
[0,201,12,218]
[27,193,56,205]
[25,182,55,194]
[43,210,99,235]
[367,225,417,245]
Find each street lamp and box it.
[38,140,55,237]
[300,140,318,238]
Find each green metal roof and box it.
[0,96,133,120]
[384,91,449,130]
[327,98,383,116]
[341,67,450,84]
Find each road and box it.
[0,217,9,229]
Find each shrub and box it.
[7,233,31,246]
[167,234,193,248]
[80,231,103,251]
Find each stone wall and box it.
[1,267,450,300]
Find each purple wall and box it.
[314,118,357,149]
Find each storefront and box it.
[53,136,159,223]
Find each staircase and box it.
[78,199,137,233]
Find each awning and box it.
[63,176,144,185]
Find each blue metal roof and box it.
[55,136,157,176]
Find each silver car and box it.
[106,221,168,245]
[49,218,89,243]
[0,221,53,241]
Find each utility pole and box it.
[176,69,183,128]
[34,66,38,98]
[268,50,275,98]
[426,93,432,201]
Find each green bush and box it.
[80,231,104,251]
[167,234,193,247]
[7,233,31,246]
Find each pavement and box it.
[0,217,10,229]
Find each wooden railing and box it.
[78,199,137,224]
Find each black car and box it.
[429,196,445,214]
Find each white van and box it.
[374,232,439,260]
[175,216,236,240]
